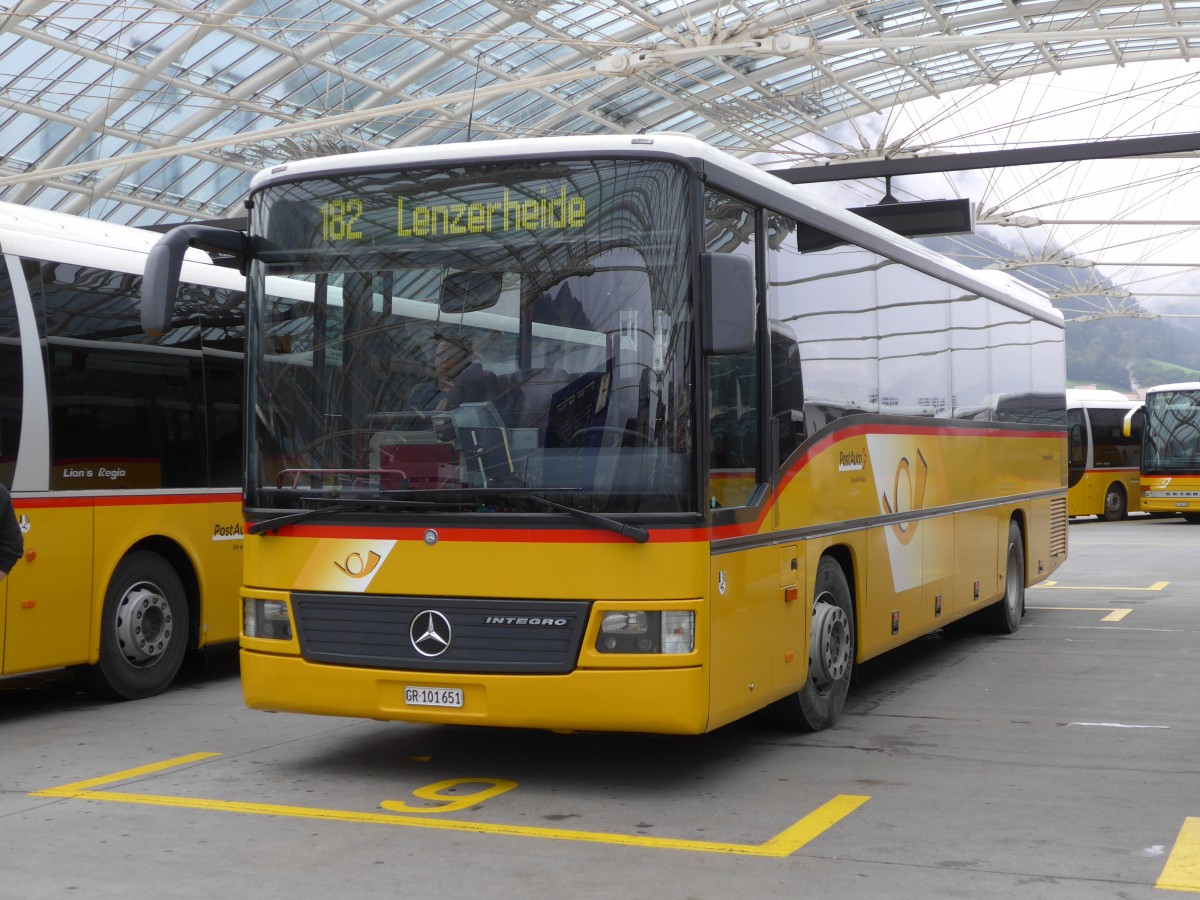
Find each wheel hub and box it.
[114,584,173,666]
[810,596,851,690]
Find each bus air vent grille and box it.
[1050,496,1068,559]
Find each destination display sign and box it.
[317,185,588,243]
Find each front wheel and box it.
[769,556,855,732]
[77,551,190,701]
[1101,483,1127,521]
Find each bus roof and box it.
[247,134,1061,327]
[1142,382,1200,394]
[0,199,161,251]
[1067,388,1137,405]
[0,199,240,288]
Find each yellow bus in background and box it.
[1137,382,1200,522]
[144,134,1068,734]
[1,202,244,698]
[1066,388,1144,520]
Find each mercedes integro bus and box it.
[141,134,1068,734]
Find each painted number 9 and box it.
[381,778,517,814]
[322,197,363,241]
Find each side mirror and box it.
[142,224,246,336]
[701,252,755,355]
[1122,405,1142,439]
[440,271,502,313]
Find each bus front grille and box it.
[291,593,590,674]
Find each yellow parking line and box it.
[1033,607,1132,621]
[29,752,221,797]
[29,754,869,858]
[1035,581,1169,591]
[1158,817,1200,893]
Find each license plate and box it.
[405,686,464,708]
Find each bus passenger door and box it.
[1066,407,1086,494]
[2,503,94,674]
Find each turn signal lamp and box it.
[243,599,292,640]
[597,611,694,654]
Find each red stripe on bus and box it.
[13,492,240,510]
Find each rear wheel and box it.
[1101,483,1127,521]
[984,520,1025,634]
[770,556,855,732]
[77,551,189,700]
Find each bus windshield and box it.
[246,159,696,515]
[1143,388,1200,473]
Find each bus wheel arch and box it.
[770,550,857,732]
[130,536,202,648]
[77,545,196,700]
[1102,482,1127,521]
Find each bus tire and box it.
[1101,483,1127,521]
[770,556,855,732]
[984,520,1025,634]
[79,551,190,701]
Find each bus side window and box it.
[771,324,804,465]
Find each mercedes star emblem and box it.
[410,609,452,657]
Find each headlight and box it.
[596,611,693,654]
[243,599,292,640]
[660,611,694,654]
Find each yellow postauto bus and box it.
[1137,382,1200,522]
[143,134,1068,734]
[1066,388,1144,520]
[1,202,244,699]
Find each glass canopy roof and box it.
[3,0,1199,229]
[6,0,1200,328]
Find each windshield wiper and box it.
[497,489,649,543]
[248,497,443,535]
[249,503,359,535]
[250,490,649,543]
[380,486,649,542]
